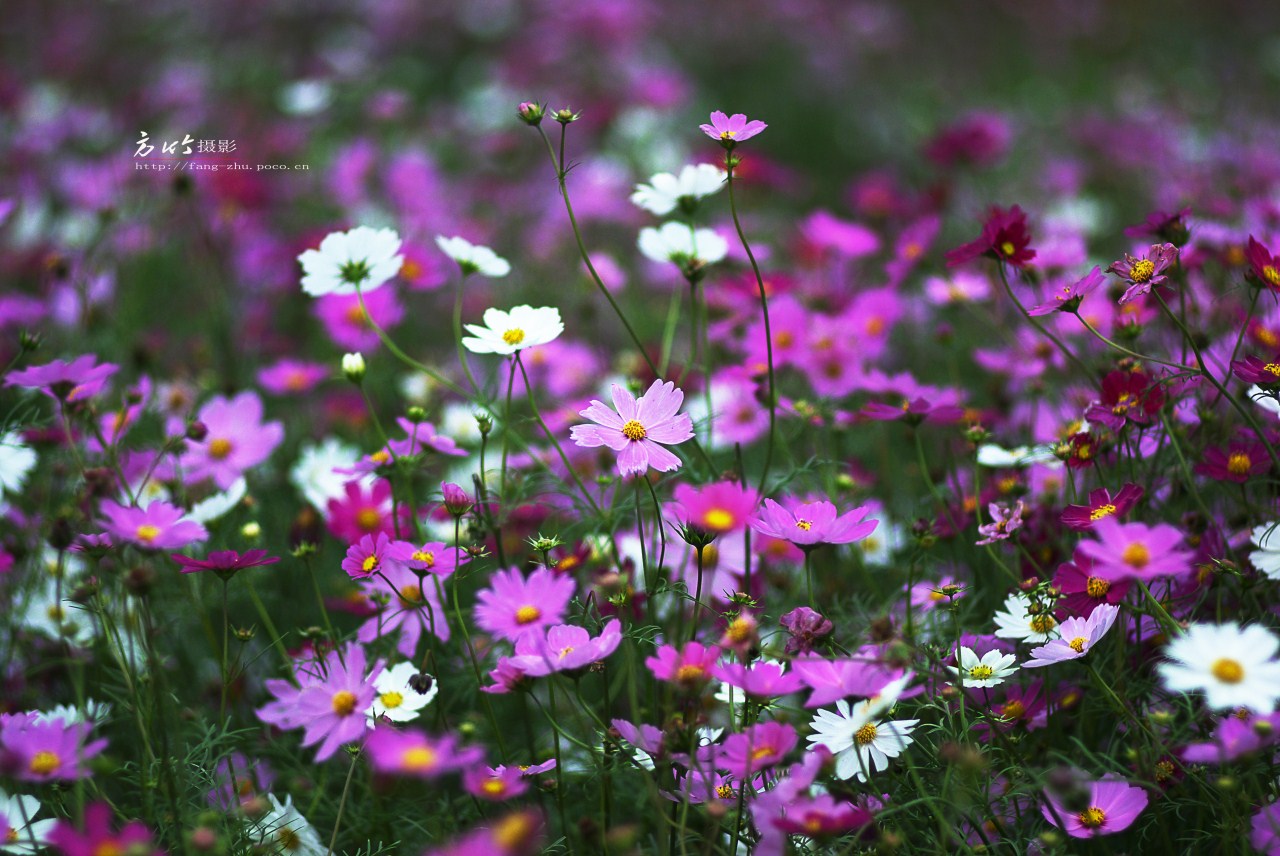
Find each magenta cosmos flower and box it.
[0,714,107,782]
[180,391,284,489]
[711,660,804,700]
[1196,439,1270,483]
[365,727,484,778]
[1247,236,1280,291]
[750,498,878,549]
[171,549,279,576]
[1061,483,1143,531]
[342,532,399,580]
[257,359,329,395]
[1076,518,1192,583]
[1027,265,1107,316]
[699,110,767,145]
[99,499,208,550]
[944,204,1035,268]
[1041,776,1148,838]
[718,722,797,778]
[1024,604,1120,668]
[6,355,119,402]
[646,641,720,690]
[1108,242,1178,305]
[570,380,694,477]
[47,803,161,856]
[671,481,759,537]
[474,567,576,643]
[504,620,623,677]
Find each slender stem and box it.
[325,750,360,856]
[1075,312,1185,368]
[500,356,518,497]
[996,263,1096,386]
[515,354,604,517]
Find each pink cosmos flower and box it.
[326,479,403,541]
[463,766,528,801]
[1041,776,1148,838]
[717,722,797,778]
[944,205,1035,268]
[475,568,576,643]
[504,621,623,677]
[179,391,284,489]
[1108,242,1178,304]
[171,549,279,576]
[1076,518,1192,583]
[976,500,1025,546]
[257,359,329,395]
[1182,712,1280,765]
[1027,265,1107,316]
[779,607,833,655]
[699,110,767,144]
[750,498,878,548]
[671,481,759,537]
[570,380,694,477]
[99,499,209,550]
[314,286,404,352]
[364,728,484,778]
[772,794,874,841]
[1253,800,1280,854]
[645,641,720,690]
[423,810,544,856]
[254,644,383,762]
[1053,550,1131,617]
[1247,236,1280,291]
[0,714,107,782]
[47,804,161,856]
[1061,484,1143,531]
[711,660,804,700]
[792,658,914,709]
[356,558,452,657]
[1196,439,1270,483]
[342,532,398,580]
[6,355,119,402]
[387,539,460,578]
[1024,604,1120,668]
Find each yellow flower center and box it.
[380,691,403,709]
[412,550,435,566]
[621,419,647,441]
[719,130,735,140]
[29,750,60,775]
[1029,614,1057,634]
[1264,265,1280,287]
[866,317,885,336]
[703,508,735,531]
[331,690,357,716]
[1129,259,1156,282]
[675,664,706,684]
[1001,700,1026,719]
[1227,452,1252,476]
[398,584,422,605]
[557,645,575,660]
[361,555,379,573]
[1090,503,1117,521]
[502,328,526,346]
[515,605,541,625]
[795,519,813,531]
[1086,576,1111,598]
[135,524,161,543]
[1211,658,1244,684]
[356,508,381,531]
[1266,363,1280,377]
[854,723,878,745]
[1122,542,1151,569]
[481,779,507,796]
[999,241,1017,258]
[716,784,735,799]
[1078,807,1106,828]
[751,746,775,761]
[402,746,437,771]
[1260,327,1280,348]
[208,438,233,460]
[493,814,537,850]
[276,829,300,851]
[968,665,995,680]
[371,450,391,465]
[775,331,794,347]
[1069,637,1087,653]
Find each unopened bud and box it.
[517,101,545,126]
[342,352,366,383]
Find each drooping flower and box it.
[1158,622,1280,713]
[1027,265,1107,315]
[630,164,725,216]
[1075,518,1192,583]
[948,646,1018,688]
[6,355,119,402]
[434,235,510,278]
[570,380,694,477]
[171,549,279,576]
[99,500,208,550]
[1041,776,1148,839]
[1024,604,1120,668]
[944,205,1035,268]
[461,306,564,356]
[298,226,403,297]
[179,391,284,489]
[475,568,577,643]
[750,498,878,549]
[699,110,767,145]
[1061,484,1143,531]
[503,621,623,677]
[1108,242,1178,304]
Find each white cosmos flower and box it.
[1248,385,1280,416]
[947,646,1018,688]
[807,700,919,782]
[434,236,510,278]
[630,163,725,216]
[1250,521,1280,580]
[462,305,563,356]
[992,592,1060,644]
[0,432,37,495]
[249,794,326,856]
[638,222,728,266]
[1159,622,1280,713]
[0,789,57,855]
[298,226,403,297]
[976,443,1061,469]
[188,477,247,525]
[367,662,437,724]
[290,438,369,514]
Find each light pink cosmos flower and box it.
[699,110,767,144]
[180,391,284,490]
[504,621,623,677]
[474,567,576,643]
[750,498,878,548]
[364,728,484,778]
[1076,517,1192,583]
[1041,775,1148,838]
[570,380,694,477]
[99,499,209,550]
[976,500,1025,546]
[1024,604,1120,668]
[0,714,107,782]
[717,722,797,778]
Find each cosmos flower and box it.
[1061,484,1143,531]
[570,380,694,477]
[298,226,403,297]
[474,567,577,643]
[699,110,767,145]
[248,794,325,856]
[638,222,728,268]
[1052,550,1132,617]
[0,432,37,495]
[645,642,720,690]
[46,804,161,856]
[434,235,510,278]
[947,646,1018,688]
[1041,776,1148,839]
[630,164,725,216]
[99,500,208,550]
[463,766,528,802]
[179,391,284,489]
[670,481,759,538]
[0,715,107,783]
[944,205,1035,268]
[503,621,623,677]
[364,728,484,778]
[6,355,119,402]
[1027,265,1106,315]
[461,306,564,356]
[170,549,279,576]
[0,789,57,854]
[254,644,383,761]
[1075,518,1192,583]
[1231,355,1280,386]
[806,701,919,783]
[1158,622,1280,713]
[1196,439,1270,483]
[749,498,878,548]
[717,722,797,778]
[976,500,1025,546]
[1024,604,1120,668]
[1108,242,1178,304]
[257,358,329,395]
[341,532,398,580]
[367,661,437,724]
[992,592,1059,644]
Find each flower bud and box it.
[341,352,366,383]
[517,101,545,126]
[441,482,473,516]
[406,405,426,423]
[186,420,209,442]
[553,107,581,124]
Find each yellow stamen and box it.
[1265,266,1280,287]
[795,519,813,531]
[854,723,878,745]
[1122,542,1151,569]
[1078,807,1106,828]
[968,665,995,680]
[1069,637,1087,653]
[208,438,233,460]
[29,751,60,776]
[1029,614,1057,634]
[999,241,1017,258]
[1129,259,1156,282]
[1086,576,1111,598]
[361,555,378,573]
[402,746,437,770]
[675,664,706,684]
[356,508,381,531]
[1212,658,1244,684]
[380,691,404,709]
[331,690,357,715]
[621,419,647,441]
[1089,503,1117,521]
[703,508,735,531]
[135,524,161,543]
[1227,452,1252,477]
[515,605,541,625]
[502,328,525,346]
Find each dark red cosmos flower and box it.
[1231,354,1280,386]
[944,205,1036,268]
[1123,207,1191,244]
[171,549,280,575]
[1085,370,1164,431]
[1246,236,1280,291]
[1196,441,1271,483]
[1061,484,1144,531]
